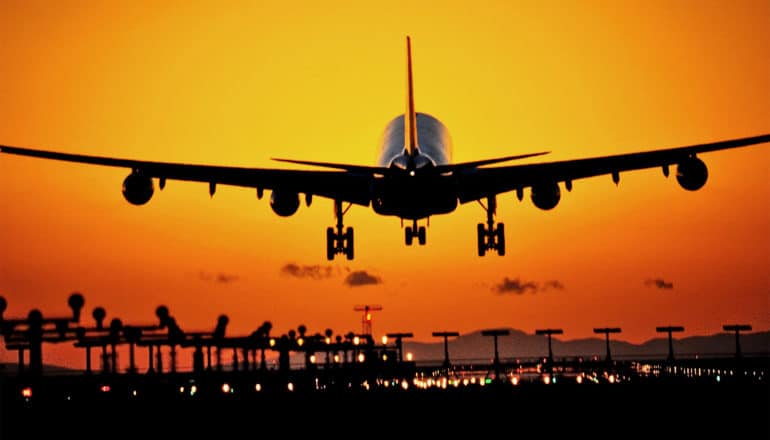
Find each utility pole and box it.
[593,328,622,362]
[353,305,382,336]
[656,326,684,361]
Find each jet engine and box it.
[122,172,154,205]
[270,190,300,217]
[676,157,708,191]
[531,182,561,211]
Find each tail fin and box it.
[405,36,418,156]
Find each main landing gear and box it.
[404,219,426,246]
[477,195,505,256]
[327,200,354,260]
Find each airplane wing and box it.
[0,145,373,205]
[455,134,770,203]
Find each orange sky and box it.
[1,0,768,368]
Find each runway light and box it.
[576,375,583,384]
[543,376,551,385]
[309,355,316,364]
[381,335,388,344]
[287,382,294,392]
[297,338,304,347]
[716,375,721,383]
[353,336,360,345]
[255,383,262,392]
[406,352,413,361]
[131,390,137,397]
[100,385,111,393]
[608,375,615,384]
[190,385,197,396]
[333,354,340,363]
[382,354,388,361]
[511,377,519,386]
[269,338,276,347]
[21,387,32,398]
[357,353,365,363]
[221,383,231,394]
[401,380,409,390]
[325,336,331,344]
[179,386,185,394]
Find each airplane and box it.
[1,37,768,260]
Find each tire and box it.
[496,223,505,256]
[405,227,413,246]
[326,227,335,260]
[345,227,354,260]
[477,223,486,257]
[418,226,426,245]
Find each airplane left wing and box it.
[0,145,373,205]
[455,134,770,203]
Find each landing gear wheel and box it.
[417,226,426,245]
[477,223,486,257]
[496,223,505,256]
[345,227,354,260]
[326,227,335,261]
[405,227,413,246]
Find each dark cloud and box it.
[493,277,565,295]
[493,277,538,295]
[344,271,382,287]
[645,278,673,290]
[280,263,339,280]
[199,271,240,284]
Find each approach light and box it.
[21,387,32,398]
[406,352,413,361]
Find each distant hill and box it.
[0,362,79,376]
[402,329,770,364]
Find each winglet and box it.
[405,36,418,157]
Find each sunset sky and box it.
[1,0,768,368]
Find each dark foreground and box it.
[1,376,768,438]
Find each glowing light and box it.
[131,390,137,397]
[255,383,262,392]
[406,352,413,362]
[463,378,469,386]
[21,387,32,398]
[401,380,409,390]
[357,353,365,363]
[409,170,415,176]
[325,337,331,344]
[716,375,721,383]
[576,375,583,384]
[381,335,388,345]
[287,382,294,392]
[100,385,111,393]
[353,336,360,345]
[297,338,304,347]
[333,354,340,363]
[511,377,519,386]
[366,313,372,321]
[608,375,615,384]
[221,383,231,393]
[190,385,198,396]
[543,376,551,385]
[269,338,276,347]
[179,386,185,394]
[309,355,316,364]
[382,354,388,361]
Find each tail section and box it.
[405,36,419,157]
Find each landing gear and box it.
[326,200,354,260]
[404,220,427,246]
[477,196,505,256]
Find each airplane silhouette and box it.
[1,37,768,260]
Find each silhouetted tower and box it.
[656,326,684,361]
[723,324,751,359]
[353,305,382,336]
[432,331,459,368]
[386,332,413,363]
[535,329,563,365]
[481,329,509,381]
[593,328,622,362]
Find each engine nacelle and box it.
[676,157,708,191]
[270,190,300,217]
[531,182,561,211]
[122,172,154,205]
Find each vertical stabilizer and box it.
[405,36,419,156]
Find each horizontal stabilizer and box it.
[434,151,550,173]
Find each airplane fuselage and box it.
[372,112,458,220]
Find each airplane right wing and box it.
[0,145,374,206]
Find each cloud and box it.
[645,278,673,290]
[493,277,538,295]
[280,263,338,280]
[199,271,240,284]
[493,277,565,295]
[344,270,382,287]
